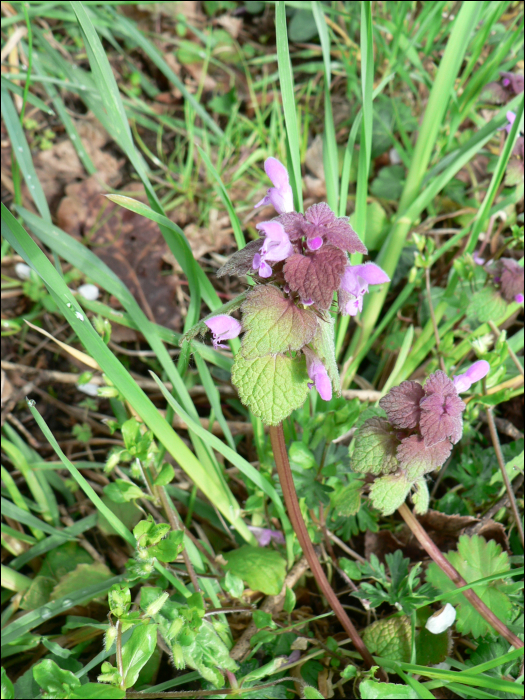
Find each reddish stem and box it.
[269,424,385,678]
[398,503,522,648]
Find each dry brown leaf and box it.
[33,119,122,204]
[217,15,243,39]
[57,179,182,330]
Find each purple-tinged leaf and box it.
[303,202,367,254]
[240,285,318,358]
[420,371,465,447]
[397,435,453,480]
[500,258,524,302]
[500,71,524,95]
[284,246,347,309]
[217,239,263,278]
[275,212,306,241]
[379,381,425,429]
[351,417,400,476]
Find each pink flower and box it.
[254,157,294,214]
[247,526,285,546]
[252,220,293,278]
[515,293,524,304]
[338,263,390,316]
[453,360,490,394]
[472,253,485,265]
[204,315,242,350]
[505,110,516,135]
[303,347,332,401]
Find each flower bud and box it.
[104,626,117,651]
[168,617,184,640]
[172,643,186,670]
[146,591,169,617]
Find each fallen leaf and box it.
[33,119,123,205]
[217,15,243,39]
[57,179,182,330]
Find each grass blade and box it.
[1,575,126,648]
[2,88,51,221]
[312,1,338,213]
[276,1,303,212]
[149,371,294,565]
[2,204,255,544]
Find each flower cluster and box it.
[199,157,389,415]
[483,70,524,104]
[485,257,524,305]
[351,362,490,516]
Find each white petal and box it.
[15,263,32,280]
[77,383,99,396]
[78,283,99,301]
[425,603,456,634]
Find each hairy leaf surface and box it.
[284,246,347,309]
[241,285,317,358]
[351,417,400,476]
[379,381,424,429]
[231,353,309,425]
[369,472,412,515]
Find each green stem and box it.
[398,503,522,648]
[269,424,384,677]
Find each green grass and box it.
[1,1,524,696]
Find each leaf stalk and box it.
[398,503,522,648]
[269,423,384,677]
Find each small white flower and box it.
[75,312,84,321]
[77,283,99,301]
[15,263,32,280]
[389,147,402,165]
[77,383,99,396]
[425,603,456,634]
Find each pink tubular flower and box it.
[472,252,485,265]
[505,110,516,134]
[254,157,294,214]
[453,360,490,394]
[247,526,285,546]
[253,220,293,278]
[338,262,390,316]
[303,347,332,401]
[204,315,242,350]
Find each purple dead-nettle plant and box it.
[182,157,390,426]
[482,70,524,104]
[350,361,490,517]
[485,257,525,305]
